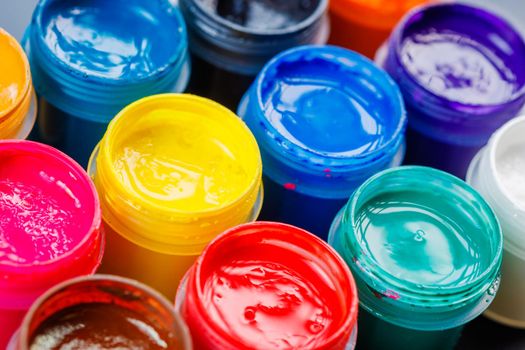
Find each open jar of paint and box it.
[467,116,525,328]
[329,166,502,350]
[329,0,429,58]
[176,222,358,349]
[89,93,262,300]
[0,28,36,139]
[238,45,406,239]
[179,0,329,109]
[382,3,525,178]
[8,275,192,350]
[0,141,103,348]
[26,0,190,166]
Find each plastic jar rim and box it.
[389,2,525,111]
[253,45,407,169]
[343,166,502,305]
[0,28,32,120]
[187,0,328,37]
[17,274,193,350]
[30,0,188,85]
[0,140,102,272]
[97,93,262,218]
[188,222,359,349]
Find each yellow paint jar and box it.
[0,28,36,139]
[89,94,263,299]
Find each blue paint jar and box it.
[238,45,406,239]
[26,0,190,167]
[382,3,525,179]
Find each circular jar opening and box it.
[95,94,262,255]
[195,0,325,34]
[394,3,525,106]
[184,222,358,349]
[341,167,502,326]
[34,0,186,81]
[18,275,191,350]
[0,141,100,268]
[256,45,405,162]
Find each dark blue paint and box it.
[239,45,406,239]
[27,0,189,167]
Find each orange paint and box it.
[0,28,34,139]
[329,0,430,58]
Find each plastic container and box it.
[0,28,36,139]
[329,166,502,350]
[467,116,525,328]
[329,0,429,58]
[179,0,329,109]
[8,275,192,350]
[0,141,103,348]
[177,222,358,349]
[26,0,190,167]
[238,45,406,239]
[90,94,262,300]
[383,3,525,179]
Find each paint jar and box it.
[89,94,262,300]
[26,0,190,167]
[0,28,36,139]
[0,140,103,349]
[467,116,525,328]
[329,166,502,350]
[176,222,358,349]
[179,0,329,109]
[239,45,406,239]
[329,0,428,58]
[8,275,192,350]
[383,3,525,179]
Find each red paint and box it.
[283,182,297,190]
[181,222,358,350]
[0,141,102,349]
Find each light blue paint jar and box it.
[238,45,406,239]
[26,0,190,167]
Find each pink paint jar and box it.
[0,141,103,347]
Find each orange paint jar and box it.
[0,28,36,139]
[329,0,430,58]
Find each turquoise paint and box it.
[329,166,502,350]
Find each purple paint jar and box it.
[383,3,525,178]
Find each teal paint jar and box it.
[328,166,502,350]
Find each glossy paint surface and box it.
[30,303,179,350]
[38,0,182,81]
[496,143,525,209]
[401,31,520,105]
[0,141,96,265]
[182,222,357,349]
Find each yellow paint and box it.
[92,94,262,296]
[0,28,33,138]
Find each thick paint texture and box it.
[239,46,405,238]
[496,143,525,209]
[112,107,255,212]
[0,29,28,115]
[198,0,320,29]
[384,4,525,178]
[30,303,178,350]
[182,223,358,349]
[0,142,96,265]
[38,0,182,82]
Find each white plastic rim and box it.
[15,89,37,140]
[467,115,525,328]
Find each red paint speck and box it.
[323,168,331,173]
[384,290,400,300]
[284,183,296,191]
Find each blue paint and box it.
[238,45,406,238]
[27,0,190,166]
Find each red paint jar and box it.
[9,275,192,350]
[177,222,358,349]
